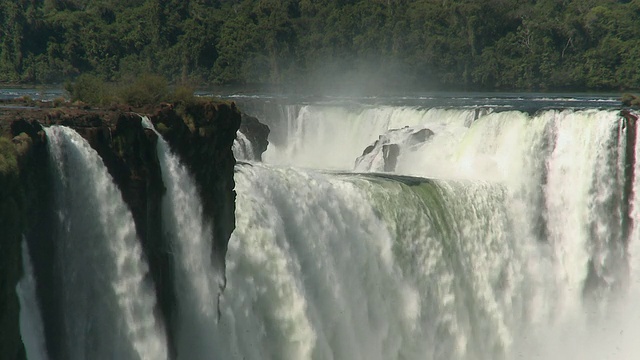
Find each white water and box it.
[22,105,638,360]
[264,105,478,170]
[224,106,640,359]
[45,126,168,360]
[142,117,221,359]
[16,240,48,360]
[233,130,255,161]
[216,163,553,359]
[217,165,418,359]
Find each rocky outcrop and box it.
[0,100,241,360]
[382,144,400,172]
[148,101,240,276]
[239,112,270,161]
[355,126,434,172]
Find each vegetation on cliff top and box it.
[65,73,198,107]
[1,0,640,91]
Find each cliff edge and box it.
[0,99,243,360]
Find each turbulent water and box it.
[19,96,640,360]
[226,102,640,360]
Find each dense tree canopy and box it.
[1,0,640,90]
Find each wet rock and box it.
[382,144,400,172]
[239,113,270,161]
[355,126,435,172]
[0,100,241,360]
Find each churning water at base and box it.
[44,126,168,360]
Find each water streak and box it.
[16,239,49,360]
[233,130,255,161]
[142,117,221,359]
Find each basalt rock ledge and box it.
[0,100,247,360]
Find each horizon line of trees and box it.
[2,0,640,91]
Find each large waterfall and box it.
[17,97,640,360]
[225,102,640,359]
[42,126,168,360]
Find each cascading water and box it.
[225,103,640,359]
[263,105,479,169]
[215,164,548,360]
[233,130,255,161]
[17,99,639,360]
[142,117,221,359]
[44,126,168,360]
[216,164,417,359]
[17,240,48,360]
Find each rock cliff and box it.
[0,99,244,360]
[239,112,270,161]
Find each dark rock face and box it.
[148,102,240,278]
[0,135,27,360]
[409,128,434,143]
[0,100,241,360]
[382,144,400,172]
[239,112,270,161]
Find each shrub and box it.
[169,84,197,105]
[52,97,65,107]
[65,74,115,106]
[116,73,169,107]
[18,96,36,107]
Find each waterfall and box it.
[44,126,168,360]
[218,106,640,359]
[216,164,414,359]
[215,164,549,359]
[17,240,48,360]
[14,103,637,360]
[142,117,221,359]
[233,130,255,161]
[263,105,477,169]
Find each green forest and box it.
[1,0,640,91]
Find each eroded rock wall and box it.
[0,100,243,360]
